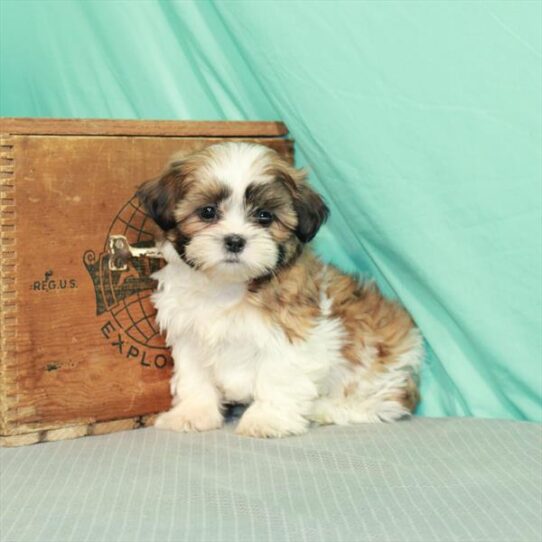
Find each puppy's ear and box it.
[293,184,330,243]
[271,154,330,242]
[136,163,186,231]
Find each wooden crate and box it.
[0,118,293,446]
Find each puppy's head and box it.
[137,142,328,282]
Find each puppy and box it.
[137,142,423,438]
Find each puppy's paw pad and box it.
[154,406,223,433]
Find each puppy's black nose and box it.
[224,234,246,254]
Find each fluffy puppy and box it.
[137,142,422,438]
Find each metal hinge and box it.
[107,235,163,271]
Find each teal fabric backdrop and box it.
[1,0,540,421]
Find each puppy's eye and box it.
[256,209,273,226]
[199,205,217,221]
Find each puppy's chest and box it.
[153,273,272,346]
[153,276,274,403]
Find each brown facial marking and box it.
[137,165,189,231]
[138,150,234,266]
[261,152,330,243]
[241,179,305,283]
[245,181,295,218]
[244,180,297,238]
[175,180,231,224]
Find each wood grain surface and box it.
[0,118,289,138]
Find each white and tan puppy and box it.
[137,142,422,438]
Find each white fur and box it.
[308,329,423,425]
[152,242,422,438]
[154,242,322,437]
[149,144,422,438]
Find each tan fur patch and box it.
[248,251,323,343]
[174,179,231,223]
[324,268,414,369]
[248,250,420,412]
[397,375,420,411]
[244,180,298,241]
[323,265,420,411]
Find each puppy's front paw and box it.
[235,402,308,439]
[155,402,223,433]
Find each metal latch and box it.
[108,235,163,271]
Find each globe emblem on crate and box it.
[83,195,166,351]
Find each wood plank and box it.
[44,425,89,442]
[0,417,145,446]
[0,432,41,447]
[0,118,288,138]
[91,418,138,436]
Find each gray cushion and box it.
[1,417,541,542]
